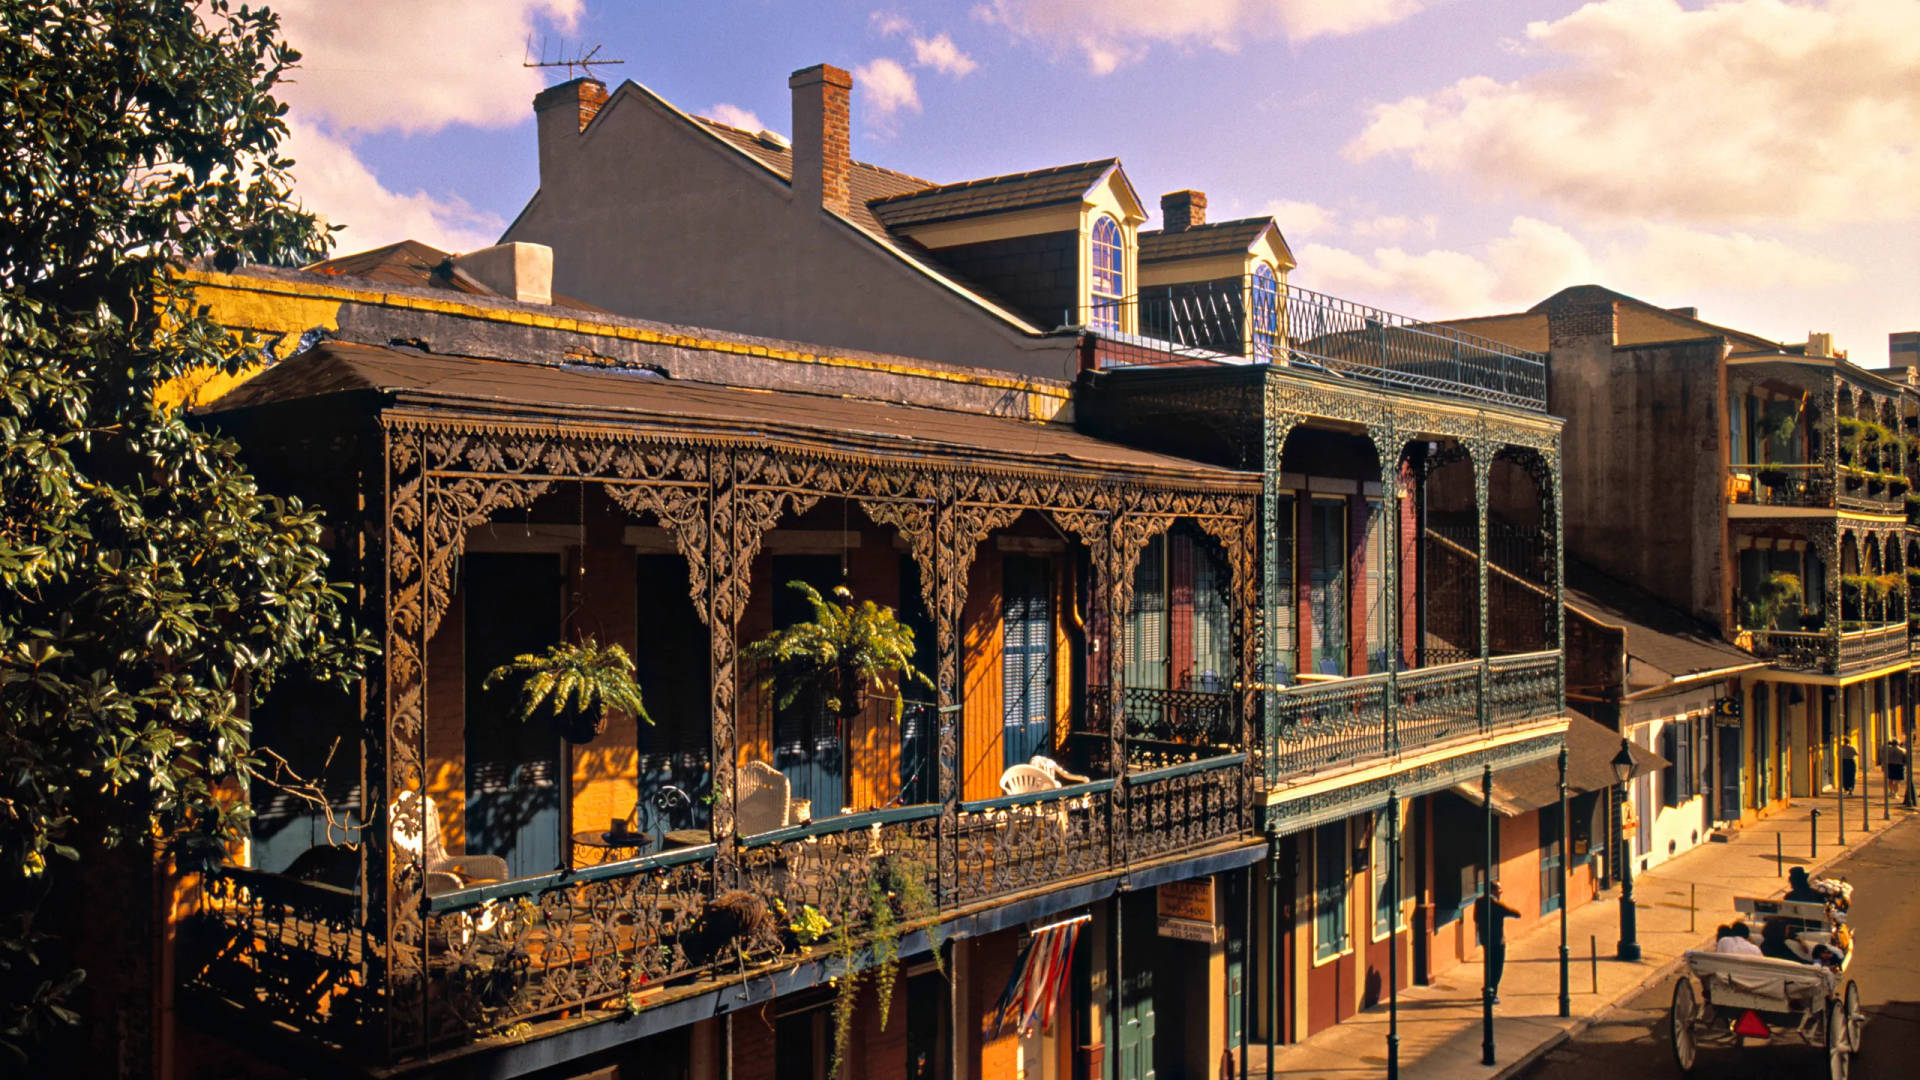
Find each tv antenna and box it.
[523,39,625,81]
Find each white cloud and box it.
[706,103,765,132]
[1348,214,1437,241]
[871,10,915,37]
[283,121,504,254]
[912,32,979,76]
[265,0,577,253]
[1264,199,1339,238]
[1346,0,1920,228]
[1293,215,1854,319]
[276,0,582,136]
[975,0,1432,73]
[855,58,921,119]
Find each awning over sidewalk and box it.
[1451,713,1667,816]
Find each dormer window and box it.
[1090,214,1125,332]
[1251,263,1280,362]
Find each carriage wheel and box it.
[1843,980,1865,1060]
[1828,996,1852,1080]
[1668,976,1698,1074]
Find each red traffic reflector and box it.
[1734,1010,1771,1038]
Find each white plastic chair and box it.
[737,760,793,837]
[1028,755,1089,786]
[998,763,1059,797]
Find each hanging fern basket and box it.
[483,635,651,745]
[552,702,609,744]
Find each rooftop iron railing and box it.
[1079,278,1548,412]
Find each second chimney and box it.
[1162,190,1207,232]
[790,64,853,216]
[534,77,609,184]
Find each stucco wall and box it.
[1549,328,1728,625]
[503,84,1080,381]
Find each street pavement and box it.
[1248,774,1916,1080]
[1517,809,1920,1080]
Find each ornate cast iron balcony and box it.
[1265,650,1560,785]
[1079,280,1547,412]
[1746,623,1908,675]
[185,751,1249,1064]
[1727,463,1902,513]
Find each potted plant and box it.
[1754,401,1799,447]
[1742,571,1802,631]
[482,635,651,744]
[1754,465,1789,489]
[744,583,934,803]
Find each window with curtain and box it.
[1314,820,1349,961]
[1250,263,1280,362]
[1310,499,1348,675]
[1188,535,1232,687]
[1002,555,1054,768]
[1364,499,1388,673]
[1090,214,1125,333]
[1273,495,1296,680]
[1125,535,1167,690]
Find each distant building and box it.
[1891,331,1920,368]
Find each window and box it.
[1125,535,1167,690]
[1251,263,1280,362]
[1539,804,1564,915]
[1188,534,1232,686]
[1660,720,1693,807]
[1372,805,1410,939]
[1002,555,1054,768]
[1313,820,1350,961]
[1364,499,1389,673]
[1273,495,1296,680]
[1090,214,1125,332]
[1309,499,1348,675]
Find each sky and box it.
[271,0,1919,363]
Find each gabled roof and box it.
[303,241,605,312]
[1529,285,1782,353]
[204,341,1262,488]
[1139,217,1288,265]
[1565,560,1760,691]
[694,115,930,236]
[869,160,1124,229]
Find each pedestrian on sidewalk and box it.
[1474,881,1522,1004]
[1887,738,1908,805]
[1839,736,1858,796]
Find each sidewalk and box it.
[1247,776,1917,1080]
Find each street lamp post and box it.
[1387,791,1400,1080]
[1557,744,1570,1018]
[1611,738,1641,962]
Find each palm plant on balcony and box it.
[745,582,933,769]
[483,636,652,743]
[1741,571,1802,632]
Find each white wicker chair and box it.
[390,790,510,896]
[737,760,793,837]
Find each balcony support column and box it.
[1262,406,1304,788]
[1548,439,1566,719]
[1367,423,1401,756]
[1472,440,1494,733]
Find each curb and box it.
[1485,811,1913,1080]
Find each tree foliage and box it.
[0,0,370,1060]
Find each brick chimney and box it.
[1545,295,1617,350]
[790,64,853,216]
[534,77,609,184]
[1162,190,1206,232]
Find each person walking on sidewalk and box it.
[1475,881,1522,1004]
[1839,736,1858,796]
[1886,738,1909,806]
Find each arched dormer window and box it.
[1090,214,1125,332]
[1251,262,1280,362]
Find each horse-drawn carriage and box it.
[1668,896,1865,1079]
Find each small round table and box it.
[570,829,653,864]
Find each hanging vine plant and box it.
[824,855,943,1077]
